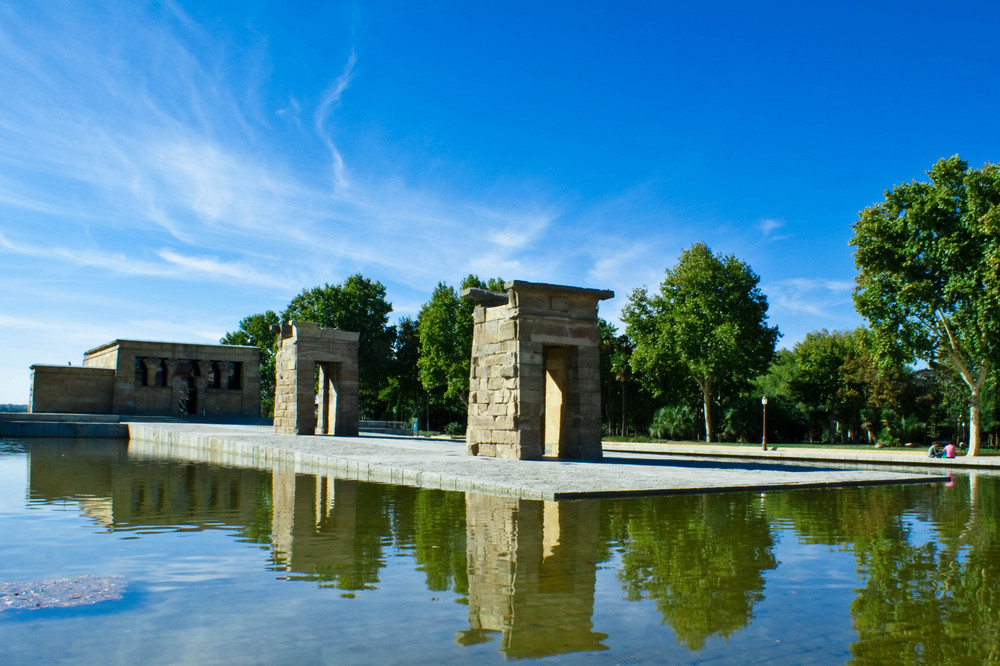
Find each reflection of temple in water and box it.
[269,471,382,590]
[26,439,267,531]
[458,494,608,658]
[27,440,609,657]
[26,441,383,590]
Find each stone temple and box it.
[29,339,260,418]
[463,280,613,460]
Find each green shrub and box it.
[649,405,696,440]
[443,422,465,437]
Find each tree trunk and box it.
[935,314,987,456]
[951,361,987,456]
[968,384,982,456]
[702,377,713,442]
[620,379,627,438]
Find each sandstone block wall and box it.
[29,339,260,418]
[273,321,359,436]
[86,340,260,417]
[29,366,115,414]
[464,281,612,460]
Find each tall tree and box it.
[599,319,634,436]
[417,275,503,425]
[623,243,779,442]
[221,310,280,417]
[381,316,425,422]
[282,274,395,416]
[851,156,1000,455]
[750,350,809,443]
[790,329,858,442]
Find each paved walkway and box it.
[603,440,1000,469]
[125,423,956,501]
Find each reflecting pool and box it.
[1,438,997,664]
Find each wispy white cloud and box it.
[0,233,287,289]
[758,218,785,237]
[155,249,289,288]
[0,3,596,403]
[314,50,357,193]
[0,313,122,350]
[0,4,562,299]
[477,206,556,249]
[765,277,855,319]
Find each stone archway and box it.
[463,281,613,460]
[273,321,360,436]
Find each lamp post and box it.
[761,396,768,450]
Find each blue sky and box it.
[2,1,1000,403]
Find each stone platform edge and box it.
[0,415,128,439]
[125,424,553,501]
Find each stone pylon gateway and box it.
[462,281,613,460]
[273,321,360,436]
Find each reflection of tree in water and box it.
[379,485,468,595]
[851,478,1000,664]
[613,493,777,650]
[26,440,473,600]
[236,480,273,547]
[939,477,1000,664]
[410,490,468,596]
[766,479,1000,664]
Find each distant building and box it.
[30,339,260,418]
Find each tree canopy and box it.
[417,275,503,428]
[599,319,637,436]
[851,156,1000,455]
[381,316,424,422]
[282,274,395,416]
[622,242,779,442]
[221,310,280,416]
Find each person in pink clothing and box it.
[944,442,957,458]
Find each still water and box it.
[1,438,996,664]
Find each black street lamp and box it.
[761,396,768,450]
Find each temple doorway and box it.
[543,346,572,457]
[315,362,341,435]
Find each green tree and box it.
[417,275,503,427]
[599,319,635,436]
[381,316,425,422]
[851,156,1000,455]
[791,329,850,440]
[749,349,808,443]
[786,328,921,445]
[221,310,280,417]
[623,243,779,442]
[282,274,395,417]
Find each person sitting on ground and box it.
[928,443,942,458]
[944,441,957,458]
